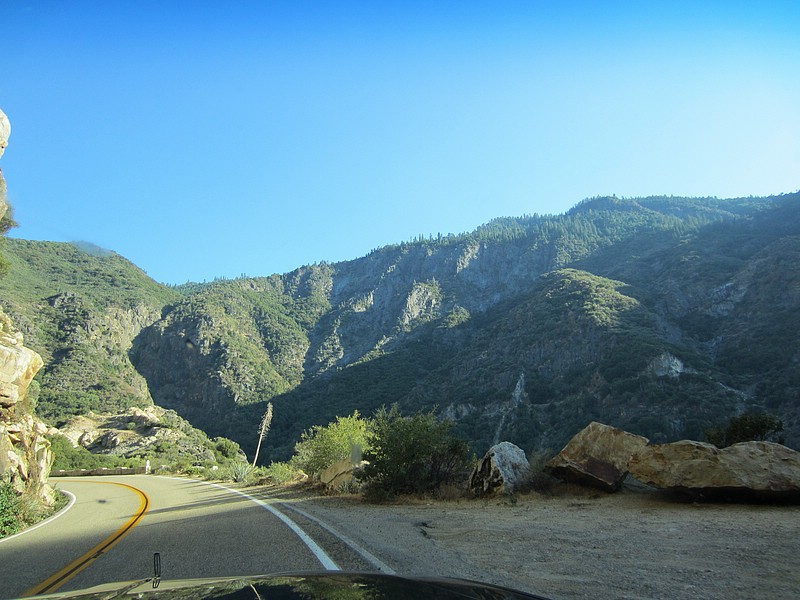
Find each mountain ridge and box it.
[1,192,798,463]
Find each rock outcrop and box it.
[628,440,800,502]
[545,422,649,491]
[0,313,43,409]
[318,458,362,492]
[54,406,217,463]
[0,415,54,504]
[468,441,529,496]
[0,108,54,506]
[0,261,54,504]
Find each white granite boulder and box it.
[469,441,530,496]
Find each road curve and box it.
[0,476,342,598]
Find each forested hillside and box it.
[1,193,797,462]
[0,240,178,420]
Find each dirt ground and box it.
[271,483,800,600]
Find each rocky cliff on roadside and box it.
[0,109,54,505]
[0,305,53,504]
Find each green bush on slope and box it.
[290,411,370,475]
[357,406,472,501]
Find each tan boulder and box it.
[629,440,800,501]
[319,458,362,491]
[545,421,649,491]
[0,312,44,409]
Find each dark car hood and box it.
[25,571,550,600]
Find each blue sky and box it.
[2,1,798,284]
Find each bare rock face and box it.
[0,308,54,505]
[0,416,54,504]
[469,441,529,496]
[0,108,55,506]
[545,421,649,491]
[0,107,9,160]
[52,406,218,466]
[59,414,101,448]
[0,312,45,409]
[628,440,800,501]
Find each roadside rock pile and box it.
[544,421,800,502]
[628,439,800,502]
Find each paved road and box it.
[0,476,361,598]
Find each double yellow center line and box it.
[24,482,150,597]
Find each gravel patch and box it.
[265,484,800,599]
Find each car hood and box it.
[23,571,550,600]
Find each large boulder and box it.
[469,441,529,496]
[319,458,362,492]
[628,440,800,502]
[545,422,649,491]
[0,312,44,409]
[59,414,101,448]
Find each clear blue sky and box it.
[2,1,798,284]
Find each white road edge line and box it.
[0,490,76,544]
[278,502,396,575]
[205,482,340,571]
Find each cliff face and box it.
[0,309,52,503]
[0,112,54,503]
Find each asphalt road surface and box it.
[0,475,373,599]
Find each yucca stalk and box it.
[252,402,273,467]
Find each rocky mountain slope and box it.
[2,193,798,463]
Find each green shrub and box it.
[0,482,22,538]
[48,435,136,471]
[1,483,72,539]
[357,406,471,501]
[223,461,256,483]
[290,411,370,475]
[213,437,243,460]
[261,461,300,484]
[181,465,208,478]
[705,412,785,448]
[523,448,558,493]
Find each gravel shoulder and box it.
[266,483,800,600]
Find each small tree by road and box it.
[357,405,471,501]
